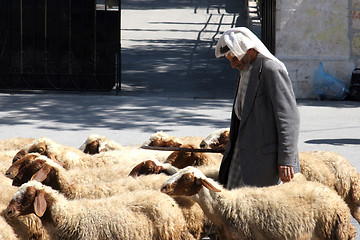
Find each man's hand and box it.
[278,165,294,183]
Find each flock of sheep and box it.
[0,129,359,239]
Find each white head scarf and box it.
[215,27,288,74]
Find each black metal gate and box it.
[0,0,120,92]
[259,0,275,54]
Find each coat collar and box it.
[238,55,263,130]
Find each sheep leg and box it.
[349,202,360,224]
[334,213,356,240]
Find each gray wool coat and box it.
[218,54,301,188]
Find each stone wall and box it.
[275,0,359,99]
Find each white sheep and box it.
[129,159,220,181]
[164,144,223,169]
[79,134,138,154]
[142,131,183,147]
[6,151,170,184]
[11,136,87,166]
[161,166,356,240]
[11,157,211,239]
[6,181,196,240]
[198,130,360,225]
[0,174,49,240]
[12,137,170,170]
[199,128,229,152]
[300,150,360,224]
[11,156,171,199]
[143,131,206,148]
[6,152,132,184]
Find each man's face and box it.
[225,52,250,71]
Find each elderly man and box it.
[215,27,300,189]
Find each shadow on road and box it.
[0,94,232,133]
[121,0,251,99]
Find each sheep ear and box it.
[128,162,145,177]
[200,178,221,192]
[31,165,52,182]
[34,190,47,217]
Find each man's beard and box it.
[237,54,253,72]
[238,60,252,73]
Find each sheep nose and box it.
[199,142,205,148]
[5,171,10,177]
[6,207,15,217]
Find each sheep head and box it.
[6,153,41,179]
[165,146,207,169]
[161,166,221,196]
[6,181,47,219]
[83,140,100,154]
[12,141,50,164]
[145,131,182,148]
[129,159,179,177]
[199,128,229,152]
[12,158,62,191]
[12,158,47,187]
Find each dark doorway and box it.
[0,0,120,92]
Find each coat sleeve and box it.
[261,62,300,167]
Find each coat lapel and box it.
[238,59,263,130]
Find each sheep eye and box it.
[22,196,32,206]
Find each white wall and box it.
[275,0,359,99]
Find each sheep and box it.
[164,144,223,169]
[11,137,170,170]
[161,166,356,240]
[199,128,229,152]
[129,159,179,177]
[129,159,220,181]
[135,144,360,227]
[0,174,49,240]
[10,157,212,239]
[11,136,87,165]
[6,153,140,184]
[143,131,207,148]
[300,150,360,224]
[142,131,183,147]
[199,130,360,225]
[79,134,138,155]
[6,150,170,184]
[6,181,196,240]
[10,156,170,199]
